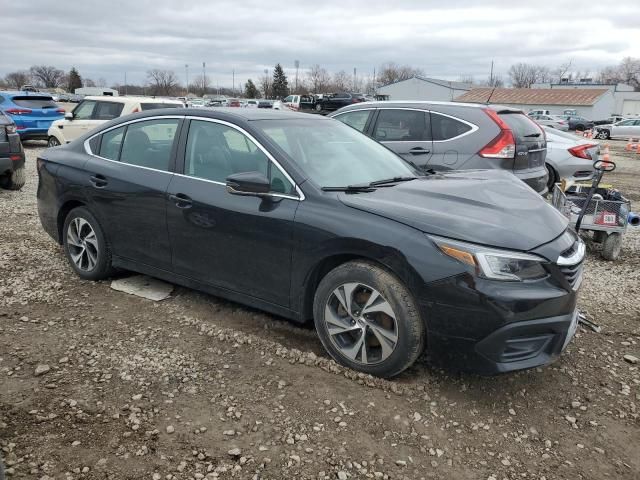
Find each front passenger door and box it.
[371,109,433,170]
[64,100,97,141]
[166,119,299,306]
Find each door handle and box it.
[169,193,193,208]
[89,174,108,188]
[409,147,431,155]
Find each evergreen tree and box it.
[67,67,83,93]
[244,79,259,98]
[271,64,289,99]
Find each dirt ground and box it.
[0,139,638,480]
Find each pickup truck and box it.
[282,93,366,113]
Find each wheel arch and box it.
[56,199,87,244]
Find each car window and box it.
[11,96,58,109]
[431,113,472,141]
[94,101,124,120]
[140,103,181,110]
[184,120,294,194]
[374,109,430,141]
[99,126,126,160]
[335,110,372,133]
[73,101,97,120]
[498,112,542,141]
[120,119,179,171]
[283,96,293,103]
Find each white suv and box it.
[47,96,183,146]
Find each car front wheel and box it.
[313,261,425,378]
[596,129,610,140]
[47,136,61,147]
[63,207,113,280]
[546,164,558,191]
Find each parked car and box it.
[227,98,241,107]
[37,108,583,377]
[0,91,65,140]
[245,99,259,108]
[593,115,627,126]
[529,114,569,131]
[528,109,551,116]
[47,96,183,146]
[594,118,640,140]
[272,100,283,110]
[0,111,25,190]
[257,100,273,109]
[542,126,598,190]
[560,115,594,132]
[188,99,206,108]
[315,93,365,112]
[57,93,71,102]
[281,94,317,112]
[68,94,83,103]
[330,101,549,194]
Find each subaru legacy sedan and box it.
[37,109,584,377]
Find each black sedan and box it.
[37,108,584,377]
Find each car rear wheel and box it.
[313,261,425,378]
[63,207,114,280]
[47,136,61,147]
[315,104,323,112]
[545,164,558,191]
[0,166,26,191]
[596,129,610,140]
[575,124,585,132]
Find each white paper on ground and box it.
[110,275,173,301]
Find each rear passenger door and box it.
[84,116,183,270]
[370,109,433,170]
[429,112,475,171]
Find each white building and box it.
[531,82,640,117]
[376,76,472,102]
[454,87,614,119]
[74,87,119,97]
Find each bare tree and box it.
[376,62,423,86]
[191,74,211,96]
[458,75,476,84]
[29,65,65,88]
[508,63,541,88]
[332,70,350,91]
[146,69,180,96]
[486,74,504,87]
[260,72,271,99]
[617,57,640,89]
[96,78,107,88]
[4,71,31,89]
[307,64,330,93]
[553,60,573,83]
[84,78,96,87]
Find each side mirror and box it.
[226,171,271,196]
[65,111,74,120]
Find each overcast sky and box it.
[1,0,639,88]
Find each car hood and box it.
[338,170,568,251]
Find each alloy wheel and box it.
[324,282,399,365]
[48,137,60,147]
[66,217,99,271]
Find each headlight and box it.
[430,236,547,281]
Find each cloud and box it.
[1,0,638,87]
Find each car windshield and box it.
[256,119,416,188]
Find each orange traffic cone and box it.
[626,138,634,151]
[602,144,611,166]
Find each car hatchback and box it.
[0,91,65,141]
[37,109,583,378]
[330,101,549,194]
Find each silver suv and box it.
[330,101,549,194]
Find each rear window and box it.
[498,112,542,141]
[11,96,58,109]
[140,103,181,110]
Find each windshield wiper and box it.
[369,176,417,186]
[321,185,376,192]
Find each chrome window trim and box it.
[83,115,305,201]
[336,107,478,143]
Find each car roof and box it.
[112,107,330,122]
[335,100,521,112]
[0,90,54,98]
[84,95,182,104]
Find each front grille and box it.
[560,262,584,288]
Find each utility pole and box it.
[264,69,269,98]
[489,60,494,86]
[124,72,127,96]
[202,62,206,96]
[232,69,235,96]
[353,67,357,92]
[185,64,189,97]
[294,60,299,93]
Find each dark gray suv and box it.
[330,101,549,194]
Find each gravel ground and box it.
[0,141,638,480]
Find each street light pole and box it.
[202,62,206,96]
[294,60,299,93]
[185,64,189,97]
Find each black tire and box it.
[596,129,610,140]
[575,124,585,132]
[62,207,114,280]
[47,136,61,147]
[0,166,26,191]
[545,164,558,191]
[593,231,607,243]
[315,103,323,112]
[313,260,425,378]
[601,233,622,261]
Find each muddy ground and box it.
[0,139,638,480]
